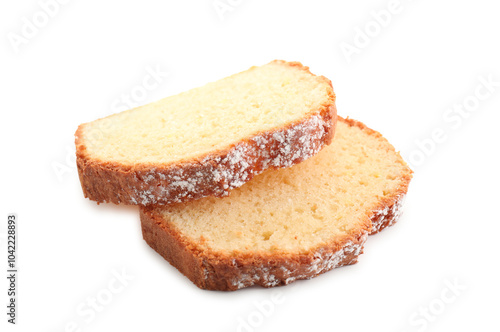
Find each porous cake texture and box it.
[141,117,413,290]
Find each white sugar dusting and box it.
[210,195,407,290]
[370,194,406,234]
[227,232,368,290]
[126,113,331,205]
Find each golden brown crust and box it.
[75,61,337,206]
[139,118,413,291]
[140,207,368,291]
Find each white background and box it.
[1,0,499,331]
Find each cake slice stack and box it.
[76,61,412,291]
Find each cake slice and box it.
[140,117,413,290]
[76,60,336,205]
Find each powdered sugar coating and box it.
[119,113,332,205]
[139,116,412,291]
[229,232,368,289]
[219,114,329,191]
[215,194,406,290]
[370,194,406,234]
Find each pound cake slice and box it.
[140,117,413,290]
[76,60,336,206]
